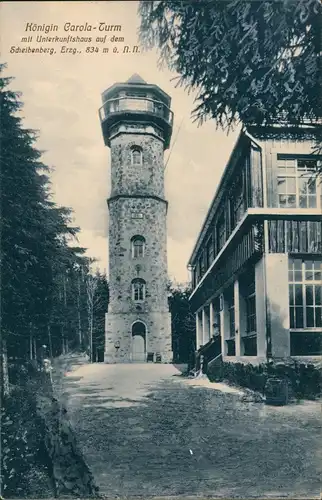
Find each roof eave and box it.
[187,127,251,267]
[101,82,171,105]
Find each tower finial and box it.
[126,74,147,85]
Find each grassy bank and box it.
[1,357,98,498]
[1,364,55,497]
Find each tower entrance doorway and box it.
[131,321,146,362]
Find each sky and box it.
[1,0,240,283]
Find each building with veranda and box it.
[188,123,322,365]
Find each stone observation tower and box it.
[99,74,174,363]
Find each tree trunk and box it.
[86,274,97,364]
[33,336,37,360]
[89,320,93,363]
[77,274,82,348]
[48,324,53,358]
[1,339,9,398]
[63,276,69,353]
[29,330,33,360]
[62,326,66,355]
[63,276,67,307]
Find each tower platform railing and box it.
[99,96,174,126]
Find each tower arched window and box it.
[131,235,145,258]
[131,146,142,166]
[132,278,146,302]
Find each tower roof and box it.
[126,73,147,85]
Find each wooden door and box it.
[132,335,145,362]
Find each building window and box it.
[289,257,322,329]
[122,93,147,112]
[245,274,256,335]
[291,332,322,355]
[195,258,201,283]
[131,146,142,166]
[226,287,235,338]
[125,91,147,98]
[243,336,257,356]
[277,157,322,209]
[230,172,246,229]
[240,268,257,356]
[205,236,214,270]
[246,294,256,334]
[192,269,197,290]
[132,278,146,302]
[226,286,236,356]
[212,230,217,260]
[199,253,205,278]
[217,211,226,253]
[131,235,145,258]
[109,99,120,113]
[153,100,164,117]
[212,297,221,337]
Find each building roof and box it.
[101,78,171,106]
[126,73,147,85]
[187,128,249,267]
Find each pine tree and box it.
[92,271,109,362]
[1,64,53,362]
[139,1,322,131]
[0,64,95,387]
[168,284,196,363]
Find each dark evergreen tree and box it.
[0,64,95,375]
[1,64,53,362]
[168,284,196,364]
[92,271,109,362]
[139,1,322,130]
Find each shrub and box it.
[206,358,321,400]
[1,385,51,497]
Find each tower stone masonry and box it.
[99,74,173,363]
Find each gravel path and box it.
[58,360,321,498]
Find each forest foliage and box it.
[0,64,108,387]
[139,0,322,131]
[168,283,196,363]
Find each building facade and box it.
[188,124,322,364]
[99,74,173,363]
